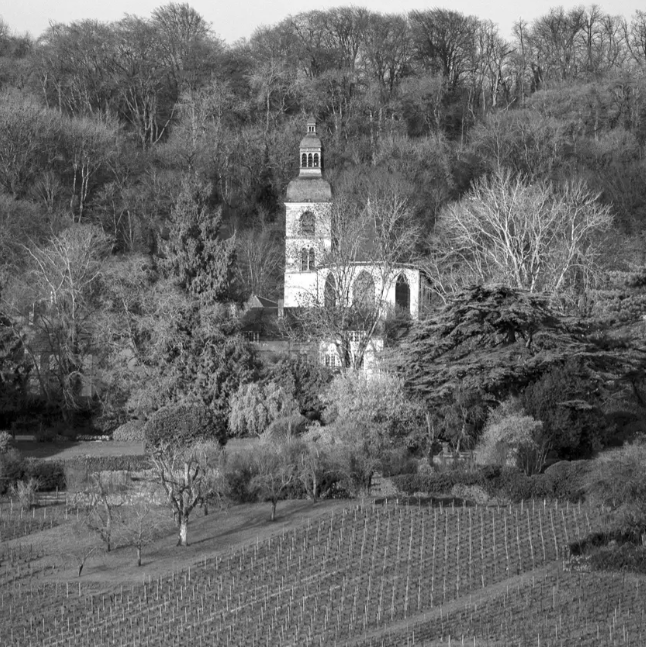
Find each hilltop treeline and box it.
[1,4,646,434]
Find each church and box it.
[243,118,425,369]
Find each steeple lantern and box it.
[299,117,323,178]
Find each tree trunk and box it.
[177,514,189,546]
[270,500,277,522]
[136,546,142,567]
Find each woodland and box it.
[0,2,646,465]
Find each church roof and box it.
[285,176,332,202]
[299,132,322,149]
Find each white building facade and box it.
[284,119,424,324]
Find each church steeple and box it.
[299,118,323,177]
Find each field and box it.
[2,495,644,647]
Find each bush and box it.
[0,431,13,453]
[24,459,66,491]
[144,403,225,449]
[112,420,145,442]
[11,478,39,510]
[451,483,491,505]
[543,460,589,502]
[223,452,260,503]
[380,449,417,478]
[392,465,555,502]
[262,414,309,441]
[486,468,550,502]
[0,449,26,494]
[588,544,646,575]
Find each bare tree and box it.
[430,169,613,305]
[3,225,111,421]
[83,471,128,553]
[251,442,296,521]
[119,502,168,566]
[150,440,223,546]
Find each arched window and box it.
[313,153,319,168]
[300,211,315,236]
[301,248,315,271]
[353,271,375,309]
[395,274,410,313]
[325,273,336,309]
[307,153,313,168]
[301,153,307,167]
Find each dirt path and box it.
[340,561,563,647]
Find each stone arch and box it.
[395,273,410,313]
[300,211,315,236]
[353,270,375,309]
[325,273,336,309]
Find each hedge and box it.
[111,420,145,442]
[589,544,646,575]
[24,459,66,491]
[392,466,563,503]
[144,403,226,448]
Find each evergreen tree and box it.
[162,177,236,303]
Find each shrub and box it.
[583,441,646,538]
[588,544,646,575]
[262,414,309,441]
[144,402,225,449]
[380,449,417,478]
[476,397,544,475]
[0,431,13,453]
[25,459,66,491]
[450,483,491,505]
[223,452,260,504]
[487,468,550,502]
[522,360,612,459]
[543,460,589,502]
[112,420,145,442]
[0,449,25,494]
[11,477,39,510]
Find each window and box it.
[353,271,375,309]
[307,153,313,168]
[301,153,307,167]
[313,153,319,168]
[348,331,365,343]
[324,353,339,368]
[395,274,410,313]
[301,247,315,271]
[300,211,315,236]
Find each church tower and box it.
[283,118,332,308]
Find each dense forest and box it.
[1,3,646,457]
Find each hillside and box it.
[3,498,643,646]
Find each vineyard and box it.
[3,498,643,646]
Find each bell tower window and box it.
[301,247,315,271]
[313,153,319,167]
[300,211,315,236]
[301,153,307,167]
